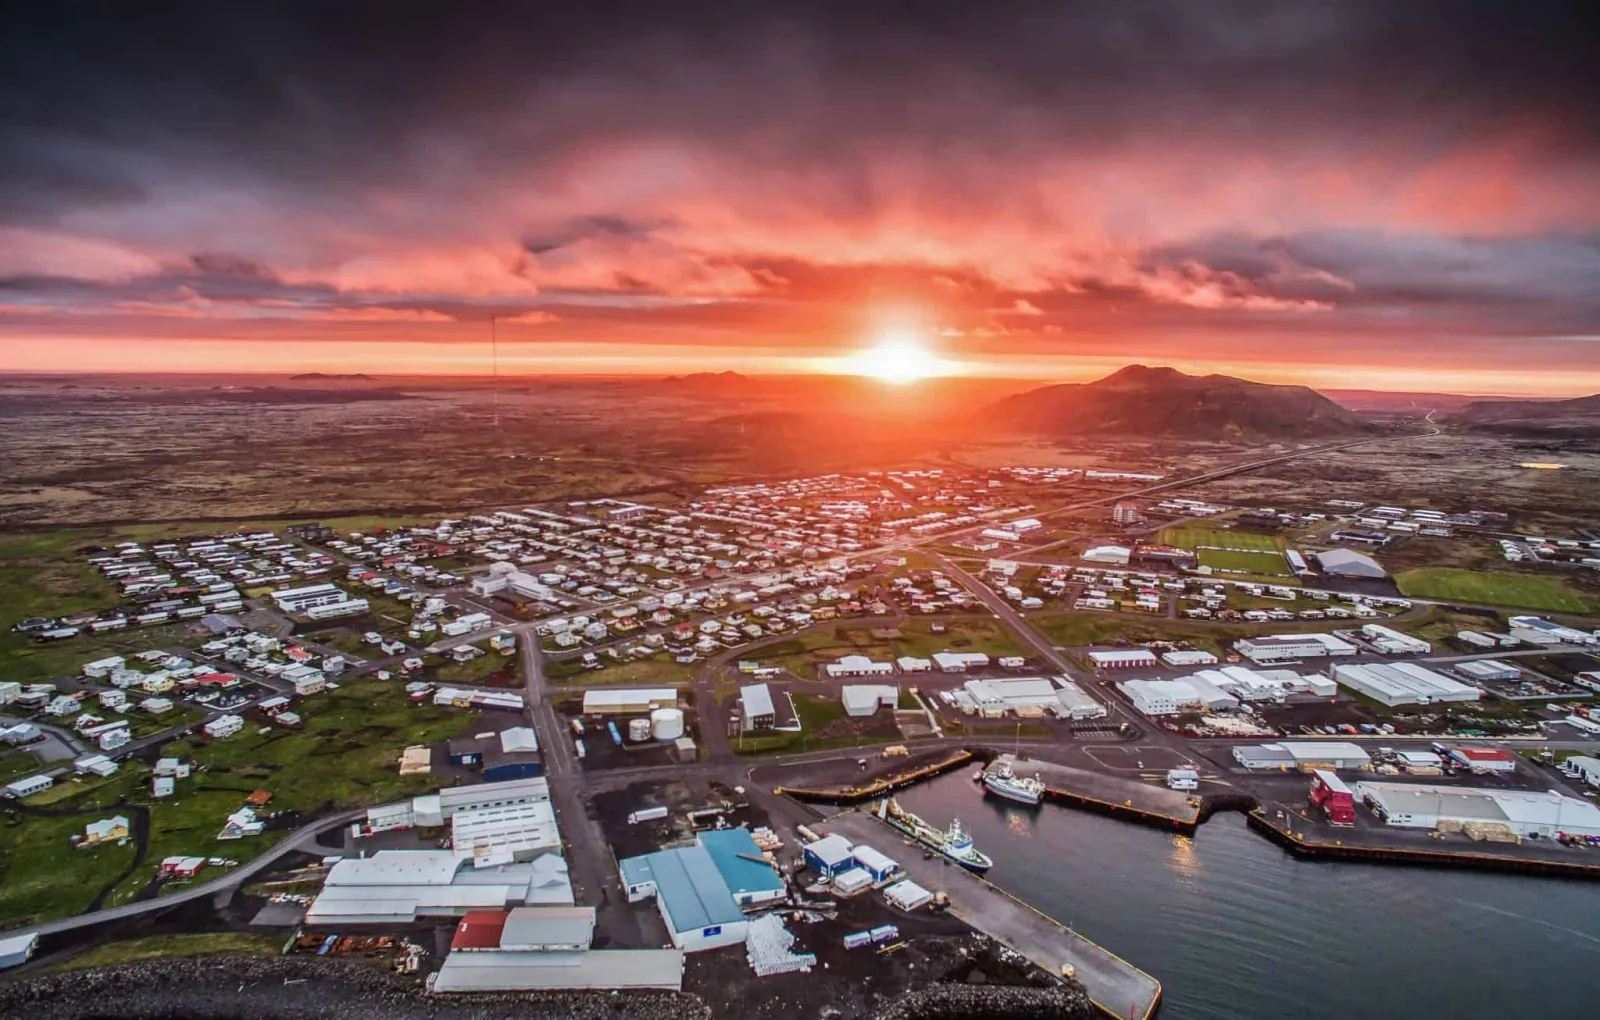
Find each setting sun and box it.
[850,331,943,384]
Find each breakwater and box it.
[774,749,976,803]
[1247,809,1600,880]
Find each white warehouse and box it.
[1332,662,1481,707]
[1234,633,1358,664]
[1356,781,1600,839]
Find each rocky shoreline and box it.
[0,955,707,1020]
[0,951,1096,1020]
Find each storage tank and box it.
[650,708,686,741]
[627,718,652,742]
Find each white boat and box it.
[982,762,1045,806]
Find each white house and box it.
[204,714,244,739]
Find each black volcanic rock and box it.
[979,365,1370,439]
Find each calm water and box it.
[896,773,1600,1020]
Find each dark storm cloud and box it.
[3,1,1597,219]
[2,0,1599,378]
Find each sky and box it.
[2,2,1599,395]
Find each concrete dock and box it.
[990,753,1203,831]
[822,810,1162,1020]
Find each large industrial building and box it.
[1356,782,1600,839]
[618,828,784,952]
[1233,741,1371,771]
[580,688,679,715]
[1119,677,1237,716]
[1332,662,1481,707]
[1360,623,1430,655]
[1235,633,1358,664]
[1315,548,1386,578]
[948,676,1106,719]
[305,849,574,925]
[365,776,553,833]
[430,906,684,993]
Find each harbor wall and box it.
[1246,810,1600,881]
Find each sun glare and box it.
[852,331,942,384]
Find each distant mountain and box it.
[1450,393,1600,435]
[664,370,753,395]
[979,365,1371,439]
[289,372,376,381]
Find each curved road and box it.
[13,807,364,941]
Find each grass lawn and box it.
[0,675,474,928]
[1031,610,1335,657]
[431,650,518,686]
[733,693,867,755]
[1197,548,1291,575]
[552,654,693,687]
[753,619,1029,679]
[48,932,284,972]
[1394,568,1600,614]
[0,803,138,926]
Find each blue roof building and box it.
[696,828,787,906]
[618,845,749,952]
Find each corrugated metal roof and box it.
[697,828,784,895]
[431,949,683,992]
[622,845,745,933]
[501,906,594,949]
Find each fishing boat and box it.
[982,762,1045,806]
[876,797,993,873]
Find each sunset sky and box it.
[3,2,1598,394]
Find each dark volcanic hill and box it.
[979,365,1371,439]
[1450,393,1600,435]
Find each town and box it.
[4,454,1600,1020]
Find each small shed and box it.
[802,833,855,878]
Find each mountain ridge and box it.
[979,364,1372,439]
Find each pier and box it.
[987,753,1204,833]
[821,810,1162,1020]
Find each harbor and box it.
[980,753,1205,833]
[820,808,1163,1020]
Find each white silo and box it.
[650,707,686,741]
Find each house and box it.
[141,697,175,714]
[83,815,131,845]
[98,689,129,712]
[293,674,327,696]
[73,754,120,777]
[895,656,932,673]
[153,776,176,798]
[204,714,244,739]
[46,694,81,717]
[160,856,207,878]
[220,806,265,838]
[738,684,776,732]
[4,774,53,799]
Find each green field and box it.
[1394,568,1600,614]
[0,674,475,928]
[1197,548,1292,576]
[1032,610,1337,657]
[551,653,693,687]
[48,932,283,972]
[1157,524,1284,552]
[732,692,872,755]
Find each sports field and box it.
[1197,548,1292,575]
[1157,524,1283,552]
[1394,568,1600,614]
